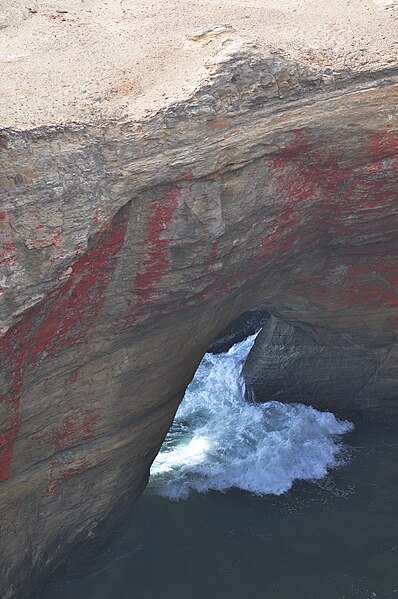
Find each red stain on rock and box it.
[51,409,100,451]
[43,453,101,498]
[94,204,100,225]
[124,186,180,325]
[248,131,321,272]
[214,267,241,298]
[0,240,17,269]
[0,206,129,482]
[28,227,63,251]
[0,213,6,220]
[366,129,398,162]
[42,409,101,497]
[249,128,398,288]
[344,256,398,309]
[70,369,80,383]
[202,240,219,273]
[134,188,179,302]
[1,126,397,485]
[0,444,16,484]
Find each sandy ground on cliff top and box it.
[0,0,397,128]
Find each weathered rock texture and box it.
[1,3,398,597]
[243,315,398,419]
[208,310,269,354]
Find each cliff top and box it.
[0,0,397,129]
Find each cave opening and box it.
[40,310,398,599]
[149,310,353,500]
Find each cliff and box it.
[1,1,398,596]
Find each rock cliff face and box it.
[243,315,398,419]
[1,19,398,599]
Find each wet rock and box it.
[0,18,398,599]
[243,315,397,421]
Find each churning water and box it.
[40,335,398,599]
[150,334,353,499]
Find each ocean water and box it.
[150,334,353,499]
[40,336,398,599]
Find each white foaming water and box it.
[150,334,353,500]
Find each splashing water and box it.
[150,334,353,500]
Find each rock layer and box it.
[243,315,398,420]
[0,17,398,599]
[208,310,269,354]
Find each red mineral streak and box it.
[214,267,241,298]
[0,213,6,220]
[188,243,240,304]
[157,130,396,309]
[1,242,17,252]
[51,410,100,451]
[0,207,129,482]
[1,127,397,483]
[124,186,180,325]
[42,474,61,497]
[196,274,222,301]
[42,409,101,496]
[175,169,194,182]
[184,266,240,305]
[366,129,398,162]
[202,240,219,273]
[344,257,398,309]
[43,453,101,498]
[29,228,63,250]
[249,128,398,279]
[0,240,17,269]
[70,369,80,383]
[61,456,94,478]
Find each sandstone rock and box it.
[0,2,398,597]
[243,315,396,421]
[208,310,269,354]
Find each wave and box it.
[150,333,353,500]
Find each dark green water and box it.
[41,422,398,599]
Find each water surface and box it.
[151,334,352,498]
[41,337,398,599]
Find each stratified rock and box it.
[208,310,269,354]
[0,2,398,597]
[243,315,396,420]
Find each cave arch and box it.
[1,53,398,599]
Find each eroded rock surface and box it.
[1,2,398,597]
[243,315,398,420]
[208,310,269,354]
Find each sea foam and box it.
[150,333,353,500]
